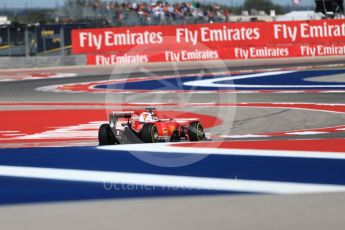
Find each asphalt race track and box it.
[1,61,345,229]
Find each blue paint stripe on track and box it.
[94,70,345,91]
[1,147,345,185]
[0,176,235,205]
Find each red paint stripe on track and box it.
[0,110,107,136]
[0,109,220,147]
[1,102,345,147]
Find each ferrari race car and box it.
[99,108,206,145]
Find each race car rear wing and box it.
[109,112,134,127]
[110,112,133,119]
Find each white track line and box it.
[99,143,345,160]
[183,71,294,88]
[0,166,344,194]
[286,131,329,135]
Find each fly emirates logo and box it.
[79,30,164,50]
[175,26,261,45]
[274,22,345,42]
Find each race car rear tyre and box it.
[99,124,116,146]
[140,124,159,143]
[189,122,205,142]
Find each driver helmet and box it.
[139,111,158,123]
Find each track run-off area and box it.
[1,61,345,206]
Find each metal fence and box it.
[0,26,31,56]
[0,24,97,57]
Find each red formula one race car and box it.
[99,108,206,145]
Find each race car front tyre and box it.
[141,124,159,143]
[189,122,205,142]
[99,124,116,146]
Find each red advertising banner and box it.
[73,19,345,55]
[87,43,345,65]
